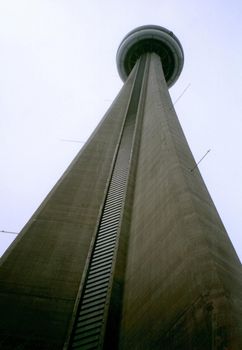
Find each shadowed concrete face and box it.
[0,25,242,350]
[0,67,138,349]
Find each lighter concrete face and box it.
[0,27,242,350]
[118,53,242,349]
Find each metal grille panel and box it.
[68,56,146,349]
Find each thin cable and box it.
[0,230,18,235]
[191,149,211,172]
[60,139,85,144]
[173,83,191,106]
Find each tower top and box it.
[116,25,184,87]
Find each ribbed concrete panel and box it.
[120,53,242,349]
[0,67,137,349]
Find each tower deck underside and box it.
[0,52,241,349]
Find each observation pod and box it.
[116,24,184,87]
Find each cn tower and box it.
[0,25,242,349]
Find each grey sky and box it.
[1,1,242,260]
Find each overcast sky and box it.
[0,1,242,260]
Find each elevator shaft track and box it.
[68,56,146,350]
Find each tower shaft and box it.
[0,41,242,349]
